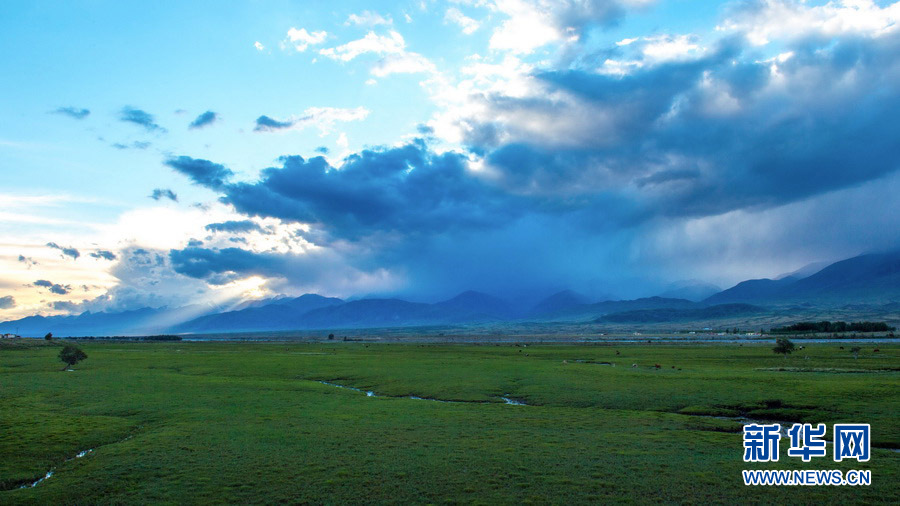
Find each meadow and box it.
[1,339,897,504]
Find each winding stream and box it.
[19,449,94,489]
[14,430,140,491]
[316,380,528,405]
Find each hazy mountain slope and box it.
[529,290,592,316]
[298,298,437,329]
[782,251,900,302]
[705,251,900,304]
[175,294,344,333]
[704,277,798,305]
[0,305,215,337]
[431,291,515,321]
[775,261,829,280]
[657,281,722,302]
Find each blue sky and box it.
[2,0,899,319]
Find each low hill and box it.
[532,296,698,321]
[598,303,764,323]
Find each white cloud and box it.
[598,34,704,75]
[489,0,562,53]
[299,107,369,135]
[487,0,638,54]
[320,30,406,61]
[285,27,328,51]
[372,52,437,76]
[345,10,393,27]
[640,34,703,63]
[320,30,437,78]
[336,132,349,150]
[597,58,643,76]
[445,7,480,34]
[719,0,900,46]
[254,41,265,51]
[422,54,546,144]
[325,132,353,166]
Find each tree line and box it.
[770,321,895,333]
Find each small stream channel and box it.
[12,430,140,491]
[316,380,528,405]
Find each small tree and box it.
[59,345,87,371]
[328,333,335,340]
[773,337,796,358]
[850,346,861,360]
[44,332,53,341]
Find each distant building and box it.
[2,333,19,339]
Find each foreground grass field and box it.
[1,339,898,504]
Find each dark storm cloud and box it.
[218,141,525,241]
[189,110,219,129]
[170,247,289,285]
[46,242,80,260]
[165,141,647,298]
[165,156,233,190]
[53,106,90,119]
[254,115,295,132]
[149,188,178,202]
[90,250,117,261]
[49,301,80,311]
[0,296,15,309]
[635,169,701,188]
[34,280,70,295]
[204,220,265,234]
[469,34,900,219]
[120,106,165,132]
[168,245,379,290]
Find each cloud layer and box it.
[13,0,900,316]
[161,3,900,301]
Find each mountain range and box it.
[2,250,898,337]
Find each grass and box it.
[1,339,898,504]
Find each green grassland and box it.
[1,339,898,504]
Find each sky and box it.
[1,0,899,319]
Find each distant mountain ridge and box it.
[705,251,900,304]
[2,251,897,336]
[175,294,345,333]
